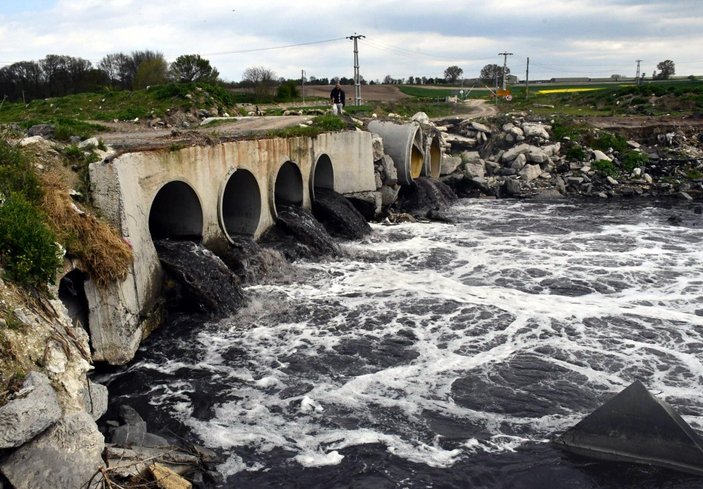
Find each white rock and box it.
[440,154,462,175]
[520,163,543,182]
[592,150,611,162]
[464,159,486,179]
[411,112,430,124]
[522,123,550,139]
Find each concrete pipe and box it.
[368,120,425,186]
[424,134,442,179]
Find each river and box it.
[103,198,703,488]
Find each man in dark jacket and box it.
[330,83,345,115]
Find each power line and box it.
[200,37,347,57]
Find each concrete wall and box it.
[88,131,375,364]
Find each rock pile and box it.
[431,115,703,201]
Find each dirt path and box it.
[99,115,311,150]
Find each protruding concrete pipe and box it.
[423,134,442,179]
[368,120,425,186]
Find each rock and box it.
[509,126,525,138]
[542,142,561,157]
[511,153,527,171]
[460,151,481,164]
[463,159,485,179]
[105,445,199,479]
[593,150,612,162]
[505,178,522,196]
[19,136,51,147]
[380,155,398,186]
[606,176,619,185]
[443,133,477,149]
[526,147,549,164]
[501,143,533,163]
[627,140,641,149]
[502,122,514,132]
[519,163,543,182]
[556,176,567,194]
[27,124,54,138]
[470,121,491,133]
[371,134,385,161]
[149,463,193,489]
[0,372,62,449]
[440,154,462,175]
[0,411,105,489]
[522,123,550,139]
[374,172,383,190]
[644,173,653,183]
[679,191,693,201]
[411,112,430,124]
[81,381,108,421]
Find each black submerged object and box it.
[554,380,703,476]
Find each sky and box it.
[1,0,702,83]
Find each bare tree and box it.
[242,66,277,101]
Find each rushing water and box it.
[103,198,703,489]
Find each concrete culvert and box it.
[274,161,303,213]
[311,154,335,200]
[367,120,425,186]
[149,181,203,240]
[221,169,261,238]
[58,269,89,331]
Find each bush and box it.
[621,151,649,173]
[589,131,628,152]
[591,159,618,177]
[0,141,43,205]
[0,193,61,287]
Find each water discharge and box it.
[105,199,703,488]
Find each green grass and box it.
[264,114,347,138]
[0,82,236,125]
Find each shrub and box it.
[565,144,586,161]
[0,193,61,287]
[621,151,649,173]
[0,141,43,205]
[591,159,618,177]
[589,131,628,152]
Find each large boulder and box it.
[379,155,398,186]
[520,163,543,182]
[501,143,533,163]
[463,159,485,179]
[440,154,462,175]
[0,372,62,449]
[0,411,105,489]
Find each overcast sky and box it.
[1,0,702,83]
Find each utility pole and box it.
[635,59,642,86]
[347,33,365,106]
[525,57,530,100]
[301,69,305,104]
[498,51,513,90]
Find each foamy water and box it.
[105,199,703,488]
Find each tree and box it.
[242,66,277,101]
[444,65,463,83]
[132,58,168,89]
[170,54,219,83]
[99,53,132,89]
[656,60,675,80]
[480,63,510,84]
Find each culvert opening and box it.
[311,154,334,200]
[410,146,424,179]
[58,269,89,331]
[427,137,442,179]
[221,169,261,238]
[149,181,203,240]
[274,161,303,214]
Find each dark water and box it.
[102,199,703,488]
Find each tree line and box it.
[0,51,219,103]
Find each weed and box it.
[620,151,649,173]
[592,159,619,177]
[0,141,43,205]
[588,131,628,152]
[0,192,61,288]
[4,310,23,331]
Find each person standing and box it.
[330,83,345,115]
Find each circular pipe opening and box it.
[273,160,303,214]
[311,154,334,201]
[410,146,424,179]
[149,181,203,240]
[427,136,442,179]
[221,169,261,238]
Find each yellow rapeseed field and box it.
[536,88,604,94]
